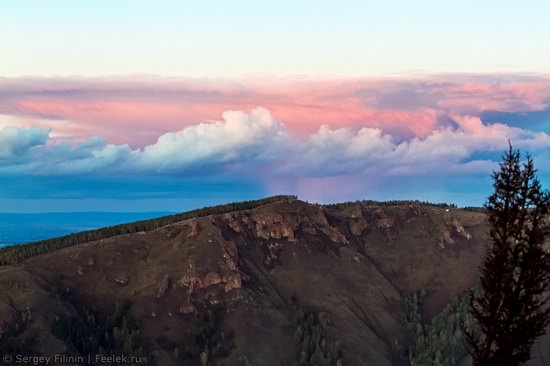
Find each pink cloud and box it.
[1,74,550,148]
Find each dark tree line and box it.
[0,195,297,266]
[324,200,458,210]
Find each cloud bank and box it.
[1,107,548,180]
[1,74,550,208]
[2,74,550,146]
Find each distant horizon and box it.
[0,211,175,246]
[0,194,487,215]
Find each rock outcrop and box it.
[187,220,200,237]
[178,270,241,295]
[204,272,222,287]
[178,273,204,294]
[349,218,368,236]
[224,206,350,245]
[438,217,474,247]
[114,274,129,286]
[179,304,195,314]
[371,207,395,229]
[222,272,242,293]
[253,213,297,241]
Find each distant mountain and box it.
[0,198,548,365]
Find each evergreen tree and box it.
[465,144,550,365]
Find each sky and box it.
[1,0,550,212]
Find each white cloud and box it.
[136,107,290,173]
[0,109,549,179]
[292,114,550,176]
[294,125,395,176]
[393,116,550,166]
[52,140,135,175]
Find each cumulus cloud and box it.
[0,125,50,159]
[290,114,550,177]
[0,108,291,176]
[51,140,135,175]
[136,107,290,173]
[0,131,134,175]
[295,125,395,176]
[1,108,549,181]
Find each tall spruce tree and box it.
[465,144,550,365]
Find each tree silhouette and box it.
[465,144,550,365]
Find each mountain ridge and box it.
[0,197,548,365]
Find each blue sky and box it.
[1,1,550,212]
[2,0,550,76]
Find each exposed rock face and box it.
[226,213,253,234]
[114,275,129,286]
[221,240,239,271]
[179,304,195,314]
[187,220,200,237]
[227,220,242,233]
[439,218,473,247]
[179,270,241,294]
[204,272,222,287]
[157,275,170,298]
[253,213,296,241]
[223,272,242,293]
[224,205,349,246]
[349,219,368,236]
[347,205,363,219]
[179,273,204,294]
[451,220,472,240]
[310,207,349,244]
[439,231,454,247]
[321,226,349,244]
[372,207,395,229]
